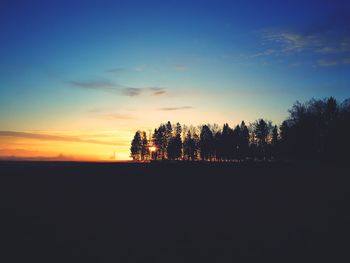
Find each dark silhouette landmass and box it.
[1,96,349,262]
[0,161,349,262]
[131,97,350,162]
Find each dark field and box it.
[0,161,349,262]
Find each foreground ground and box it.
[0,161,349,262]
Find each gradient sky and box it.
[1,0,349,160]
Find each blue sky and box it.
[0,0,349,159]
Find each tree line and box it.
[130,97,350,162]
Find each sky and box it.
[1,0,349,160]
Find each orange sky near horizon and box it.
[0,111,276,161]
[1,98,284,161]
[0,130,132,161]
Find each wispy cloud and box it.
[318,59,339,67]
[121,87,142,96]
[157,106,194,111]
[69,80,167,97]
[261,30,323,54]
[69,80,116,89]
[316,43,350,54]
[253,24,350,67]
[152,90,166,96]
[0,131,118,146]
[259,8,350,57]
[121,87,167,96]
[250,49,277,58]
[318,58,350,67]
[148,87,167,96]
[106,68,125,75]
[253,9,350,65]
[68,80,123,94]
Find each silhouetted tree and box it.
[182,127,200,161]
[288,100,320,160]
[183,130,195,160]
[253,119,272,160]
[248,123,257,160]
[337,99,350,161]
[167,122,182,160]
[152,128,159,160]
[131,96,350,162]
[279,97,350,161]
[323,97,338,161]
[240,121,250,160]
[152,126,166,160]
[214,130,222,161]
[199,125,214,161]
[279,120,295,159]
[175,122,182,136]
[141,131,149,161]
[272,125,278,145]
[165,121,172,139]
[167,135,182,160]
[232,125,241,160]
[271,125,278,159]
[130,131,142,160]
[192,130,200,160]
[221,123,231,160]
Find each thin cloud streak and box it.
[152,90,167,96]
[69,80,167,97]
[318,58,350,67]
[121,88,142,96]
[148,87,167,96]
[251,25,350,68]
[68,80,124,94]
[69,80,116,89]
[157,106,194,111]
[255,9,350,62]
[0,131,119,146]
[259,9,350,57]
[264,31,319,53]
[106,68,125,74]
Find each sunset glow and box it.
[149,146,157,153]
[1,1,349,161]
